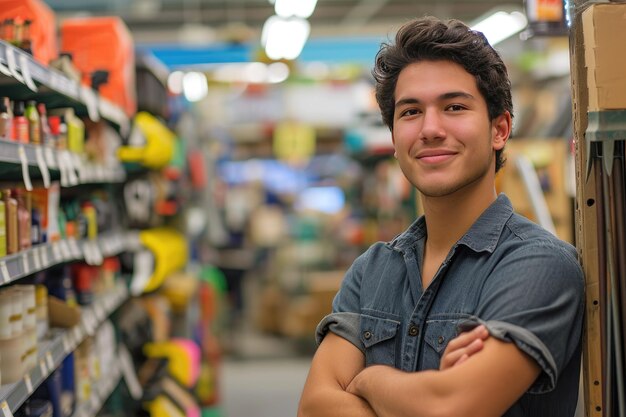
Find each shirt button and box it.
[363,331,372,340]
[408,325,419,337]
[438,336,445,344]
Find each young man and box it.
[298,16,584,417]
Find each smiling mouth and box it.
[416,152,456,164]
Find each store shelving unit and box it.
[0,37,136,417]
[0,231,127,286]
[70,364,122,417]
[0,283,129,413]
[0,40,130,135]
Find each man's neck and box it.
[422,185,498,256]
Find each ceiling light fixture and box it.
[182,72,208,102]
[471,10,528,46]
[262,15,310,60]
[274,0,318,19]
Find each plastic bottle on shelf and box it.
[4,189,19,255]
[31,205,41,246]
[0,193,6,257]
[66,109,84,155]
[12,100,29,143]
[15,188,32,251]
[35,285,48,340]
[38,103,55,148]
[0,97,13,140]
[3,19,15,44]
[21,19,32,55]
[12,18,23,49]
[25,100,41,145]
[15,285,37,370]
[0,289,13,339]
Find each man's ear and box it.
[492,111,512,151]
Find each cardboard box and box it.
[582,3,626,110]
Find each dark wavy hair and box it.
[373,16,513,172]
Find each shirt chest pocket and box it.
[360,315,400,367]
[421,319,460,370]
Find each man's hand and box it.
[440,324,489,370]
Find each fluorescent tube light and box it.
[471,11,528,45]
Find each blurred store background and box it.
[0,0,578,416]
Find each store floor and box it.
[220,325,312,417]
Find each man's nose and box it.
[420,109,446,141]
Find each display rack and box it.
[0,283,129,413]
[70,363,122,417]
[0,231,128,286]
[0,40,130,136]
[0,31,140,417]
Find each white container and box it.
[8,287,24,336]
[0,290,13,339]
[0,334,24,383]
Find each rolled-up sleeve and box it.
[474,243,584,393]
[314,248,371,351]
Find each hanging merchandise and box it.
[118,112,176,169]
[130,227,188,295]
[143,339,201,389]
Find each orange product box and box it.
[60,16,137,117]
[0,0,58,65]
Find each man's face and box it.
[391,60,509,198]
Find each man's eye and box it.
[401,109,418,116]
[447,104,465,111]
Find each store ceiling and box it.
[46,0,523,44]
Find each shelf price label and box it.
[0,261,10,284]
[80,86,100,122]
[32,248,42,271]
[1,401,14,417]
[21,253,29,276]
[73,325,83,344]
[18,54,38,92]
[60,240,71,260]
[119,344,143,400]
[46,351,54,369]
[51,242,62,262]
[18,145,33,191]
[63,334,72,352]
[35,146,51,188]
[40,246,49,267]
[44,146,57,169]
[70,239,81,259]
[5,47,24,84]
[0,53,11,76]
[24,374,33,394]
[39,359,48,377]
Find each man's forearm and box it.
[298,385,379,417]
[347,365,448,417]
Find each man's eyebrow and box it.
[395,91,476,108]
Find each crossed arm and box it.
[298,326,540,417]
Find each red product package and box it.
[60,16,137,117]
[0,0,58,64]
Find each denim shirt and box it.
[316,194,584,417]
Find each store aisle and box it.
[222,357,311,417]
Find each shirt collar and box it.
[389,193,513,254]
[457,193,514,253]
